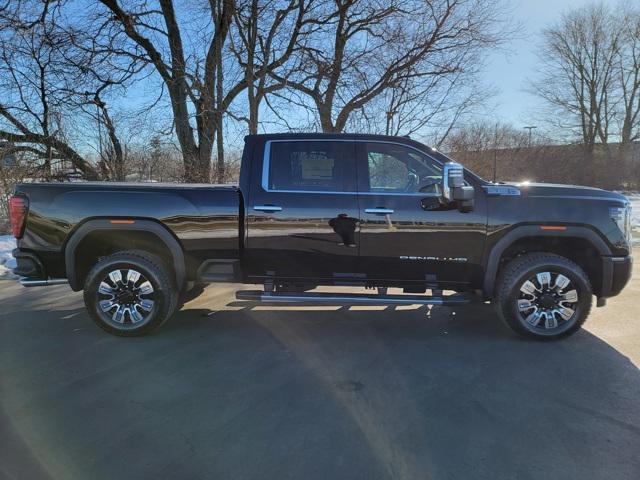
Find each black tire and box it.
[495,253,592,340]
[83,250,178,336]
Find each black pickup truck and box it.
[10,133,633,339]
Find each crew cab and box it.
[10,133,633,339]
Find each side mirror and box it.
[442,162,474,212]
[442,162,464,201]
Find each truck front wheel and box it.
[495,253,592,340]
[83,251,178,336]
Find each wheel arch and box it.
[64,219,186,291]
[483,225,611,299]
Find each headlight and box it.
[610,204,633,246]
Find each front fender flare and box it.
[64,219,186,291]
[482,225,611,298]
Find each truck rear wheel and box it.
[495,253,592,340]
[83,251,178,336]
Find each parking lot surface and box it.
[2,265,640,480]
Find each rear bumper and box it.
[600,255,633,298]
[11,248,45,278]
[12,249,69,287]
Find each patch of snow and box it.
[624,193,640,245]
[0,235,17,278]
[626,194,640,225]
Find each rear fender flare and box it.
[482,225,611,298]
[64,219,186,291]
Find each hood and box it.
[504,182,628,204]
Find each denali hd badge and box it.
[400,255,468,262]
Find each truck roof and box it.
[244,132,459,171]
[245,132,424,144]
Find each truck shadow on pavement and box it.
[2,293,640,480]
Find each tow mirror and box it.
[442,162,474,212]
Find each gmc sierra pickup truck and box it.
[10,133,633,339]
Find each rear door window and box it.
[266,141,355,192]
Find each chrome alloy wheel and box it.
[517,271,579,330]
[97,269,155,325]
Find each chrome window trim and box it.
[261,138,444,197]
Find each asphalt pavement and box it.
[1,266,640,480]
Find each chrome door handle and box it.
[253,205,283,212]
[365,208,394,215]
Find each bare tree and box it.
[0,1,100,179]
[442,120,640,189]
[443,121,553,182]
[532,4,622,149]
[90,91,126,180]
[61,28,146,181]
[230,0,315,134]
[96,0,241,182]
[270,0,507,133]
[618,5,640,145]
[351,66,491,148]
[127,136,183,182]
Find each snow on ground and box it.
[0,235,17,278]
[625,193,640,246]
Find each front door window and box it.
[363,143,443,195]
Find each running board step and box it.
[197,259,239,282]
[235,290,472,305]
[20,277,68,287]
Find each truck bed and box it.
[14,181,242,280]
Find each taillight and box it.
[9,195,28,239]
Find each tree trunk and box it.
[215,113,224,183]
[183,148,206,183]
[43,144,52,180]
[183,147,213,183]
[583,143,596,186]
[214,34,225,183]
[318,103,336,132]
[167,78,210,182]
[98,101,125,181]
[248,90,259,135]
[177,140,208,183]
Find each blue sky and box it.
[89,0,619,150]
[485,0,616,128]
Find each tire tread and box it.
[83,250,178,336]
[495,252,592,340]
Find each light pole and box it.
[523,125,537,147]
[493,123,499,183]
